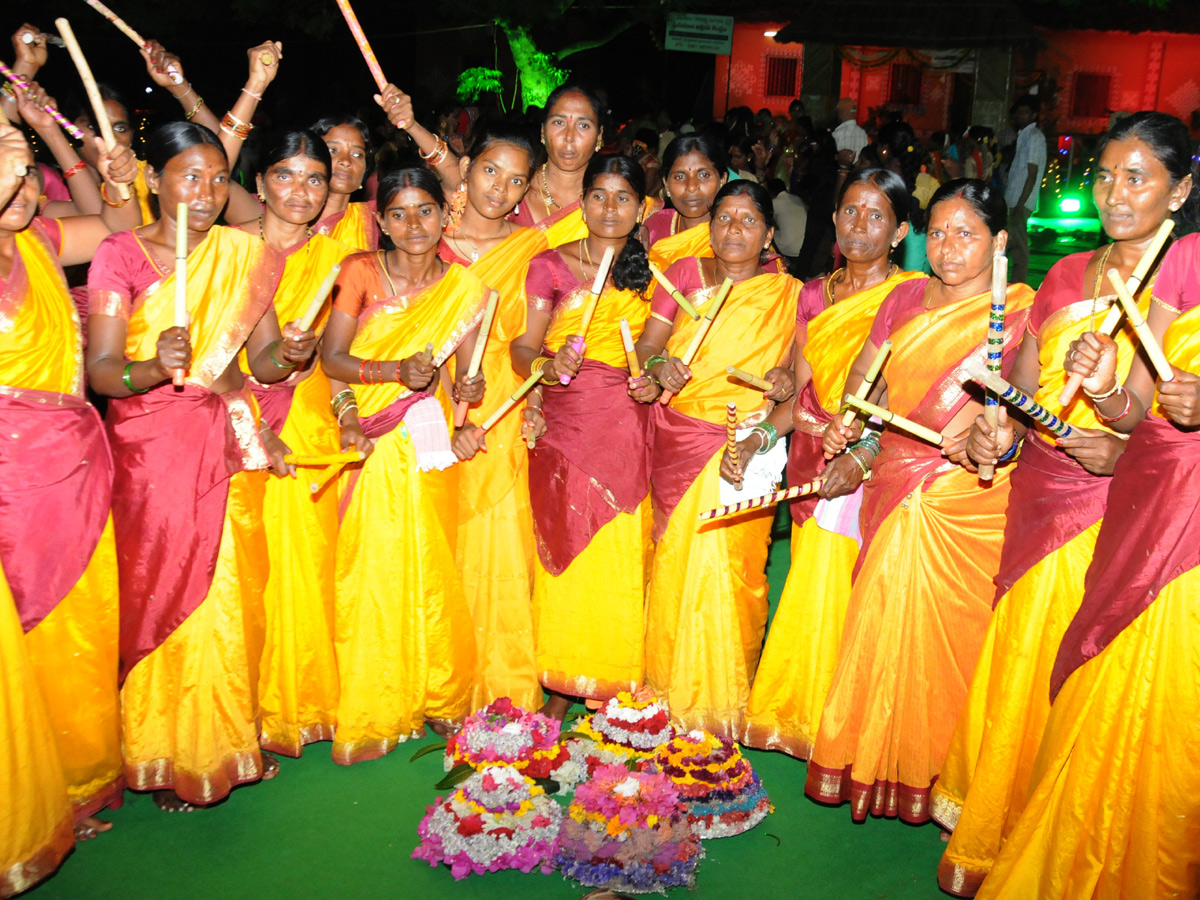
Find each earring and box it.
[596,139,604,151]
[257,190,265,202]
[891,241,899,248]
[1170,203,1181,212]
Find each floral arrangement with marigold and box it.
[412,764,563,880]
[555,764,704,895]
[565,689,675,777]
[649,730,771,839]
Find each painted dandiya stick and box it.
[84,0,184,84]
[659,276,733,405]
[963,358,1074,439]
[839,339,892,427]
[56,18,131,201]
[1107,268,1175,382]
[842,394,944,446]
[296,263,341,332]
[284,451,366,466]
[172,202,189,387]
[978,250,1008,482]
[0,61,84,139]
[480,369,542,433]
[334,0,388,91]
[620,317,641,378]
[454,288,499,427]
[725,402,744,489]
[1059,219,1175,404]
[726,366,772,391]
[647,261,700,319]
[563,245,615,385]
[698,470,874,521]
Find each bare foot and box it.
[152,790,196,813]
[539,693,572,721]
[424,717,461,738]
[260,751,280,781]
[73,816,113,840]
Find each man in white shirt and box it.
[832,97,868,162]
[1003,95,1047,284]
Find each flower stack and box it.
[555,764,704,894]
[412,764,563,879]
[567,690,675,776]
[444,698,583,789]
[650,730,771,839]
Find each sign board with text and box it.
[665,13,734,55]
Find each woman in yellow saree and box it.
[311,115,377,251]
[638,180,799,739]
[739,169,919,758]
[321,167,489,763]
[87,122,314,813]
[806,180,1033,823]
[644,134,728,272]
[933,112,1191,895]
[237,131,354,759]
[434,124,546,711]
[510,154,657,719]
[0,121,134,859]
[978,174,1200,900]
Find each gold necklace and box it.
[259,215,312,248]
[539,164,560,211]
[825,263,896,305]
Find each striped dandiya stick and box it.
[842,394,944,446]
[1059,219,1174,404]
[85,0,185,84]
[726,366,772,391]
[1107,268,1175,383]
[725,402,741,487]
[454,289,499,427]
[647,262,700,320]
[659,277,733,405]
[839,340,892,427]
[334,0,387,92]
[0,61,84,139]
[962,359,1074,439]
[978,250,1007,482]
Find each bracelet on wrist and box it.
[997,438,1021,463]
[122,361,150,394]
[100,182,127,208]
[62,160,87,179]
[847,446,871,475]
[753,422,779,454]
[1095,386,1132,423]
[241,86,263,101]
[1083,381,1121,402]
[533,356,556,385]
[183,94,204,120]
[268,341,296,369]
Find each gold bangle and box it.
[100,182,127,208]
[184,95,204,120]
[533,356,556,385]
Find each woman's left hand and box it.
[628,373,660,404]
[455,371,485,405]
[941,425,978,472]
[763,366,795,402]
[279,322,317,367]
[260,426,295,478]
[452,426,485,461]
[1055,425,1127,475]
[718,433,763,487]
[1156,367,1200,428]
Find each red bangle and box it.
[63,160,87,179]
[394,360,402,384]
[1096,386,1132,423]
[359,358,369,383]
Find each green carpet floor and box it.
[28,514,948,900]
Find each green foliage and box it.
[409,741,447,762]
[433,762,476,791]
[457,67,506,105]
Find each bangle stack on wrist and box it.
[752,422,779,454]
[331,388,358,425]
[532,356,556,385]
[643,355,668,383]
[1093,384,1132,423]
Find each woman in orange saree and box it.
[978,188,1200,900]
[434,124,546,711]
[933,113,1191,895]
[321,167,488,763]
[237,131,354,758]
[87,122,313,813]
[0,122,134,863]
[739,170,919,758]
[638,180,799,739]
[806,180,1034,823]
[510,155,657,719]
[644,134,728,272]
[311,115,377,251]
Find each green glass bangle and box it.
[753,422,779,454]
[268,340,296,369]
[122,361,150,394]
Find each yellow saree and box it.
[648,220,713,272]
[645,266,800,738]
[740,269,919,758]
[315,201,376,251]
[332,263,489,764]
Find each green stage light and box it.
[1060,197,1082,213]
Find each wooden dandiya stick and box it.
[334,0,388,91]
[454,288,499,427]
[659,277,733,405]
[699,471,874,521]
[978,249,1008,482]
[307,463,347,496]
[296,262,341,332]
[839,339,892,427]
[647,262,700,320]
[620,317,641,378]
[563,245,615,385]
[172,202,189,387]
[284,451,366,466]
[963,358,1075,439]
[842,394,944,446]
[0,61,84,139]
[1107,268,1175,383]
[1059,219,1175,404]
[726,365,772,391]
[84,0,183,84]
[56,18,131,201]
[480,368,542,433]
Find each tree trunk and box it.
[498,20,569,111]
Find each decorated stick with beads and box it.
[978,250,1007,482]
[334,0,387,91]
[726,366,772,391]
[1059,219,1174,405]
[172,202,189,387]
[840,339,892,427]
[0,61,84,139]
[620,317,641,378]
[962,359,1074,439]
[454,289,499,427]
[56,18,131,201]
[726,402,741,489]
[698,471,873,522]
[563,245,614,385]
[659,277,733,405]
[647,261,700,319]
[842,394,943,446]
[85,0,184,84]
[1108,268,1175,383]
[480,369,543,433]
